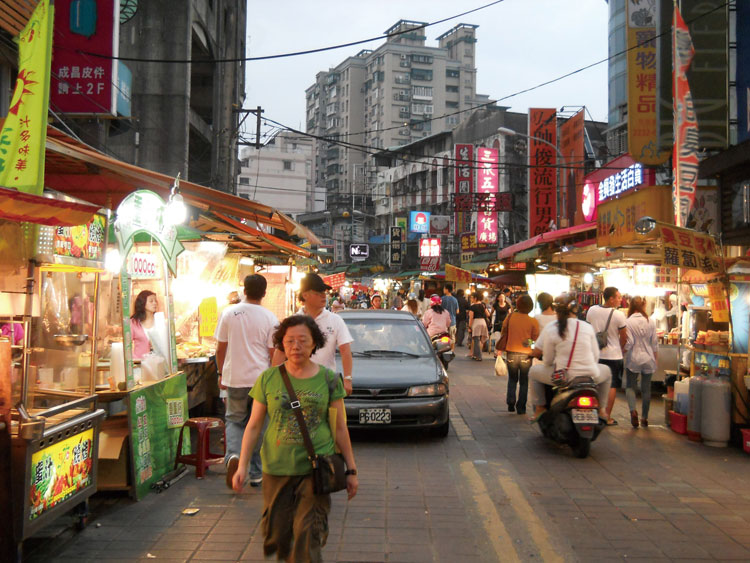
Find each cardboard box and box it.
[98,416,130,489]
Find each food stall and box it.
[94,190,189,500]
[1,192,107,546]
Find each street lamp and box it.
[497,126,564,229]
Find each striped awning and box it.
[0,185,99,226]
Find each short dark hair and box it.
[456,289,465,297]
[516,294,534,314]
[244,274,267,300]
[603,286,619,302]
[502,287,511,295]
[273,315,327,354]
[444,284,453,293]
[537,292,553,312]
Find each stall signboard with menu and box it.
[28,429,94,520]
[198,297,218,338]
[659,226,720,273]
[707,282,730,323]
[129,373,189,500]
[596,186,673,247]
[53,214,106,261]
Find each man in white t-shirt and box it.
[215,274,278,488]
[586,286,627,425]
[273,273,355,394]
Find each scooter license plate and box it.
[359,408,392,424]
[571,409,599,424]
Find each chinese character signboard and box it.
[53,213,107,262]
[580,154,655,223]
[559,110,585,225]
[419,256,440,272]
[419,238,441,258]
[389,226,403,265]
[0,0,54,195]
[410,211,430,233]
[528,108,557,237]
[633,265,677,289]
[454,144,474,235]
[659,225,720,273]
[626,0,668,165]
[323,272,346,290]
[475,147,498,245]
[707,282,730,323]
[29,429,94,520]
[50,0,119,115]
[596,186,673,247]
[198,297,218,338]
[460,232,490,253]
[445,264,472,283]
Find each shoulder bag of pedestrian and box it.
[279,364,347,495]
[552,320,580,386]
[495,312,513,352]
[595,308,615,350]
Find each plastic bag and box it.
[495,354,508,377]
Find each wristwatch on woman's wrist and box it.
[345,468,357,476]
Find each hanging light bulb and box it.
[105,248,122,274]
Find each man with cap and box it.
[216,274,279,489]
[273,273,355,395]
[370,293,383,310]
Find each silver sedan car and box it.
[335,310,450,437]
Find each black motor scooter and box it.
[431,332,454,369]
[536,375,606,458]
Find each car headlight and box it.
[408,383,447,397]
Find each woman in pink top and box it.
[421,295,452,338]
[130,290,158,360]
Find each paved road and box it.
[24,349,750,562]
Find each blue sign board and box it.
[738,1,750,142]
[116,61,132,116]
[409,211,431,233]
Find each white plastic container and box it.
[674,378,690,414]
[687,376,704,440]
[701,377,731,447]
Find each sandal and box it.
[606,418,619,426]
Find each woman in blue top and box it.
[232,315,358,562]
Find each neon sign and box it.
[598,163,643,203]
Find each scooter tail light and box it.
[569,396,598,409]
[440,337,450,343]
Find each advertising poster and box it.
[596,186,672,247]
[53,214,107,261]
[707,282,729,323]
[429,215,451,236]
[50,0,119,115]
[626,0,668,165]
[29,429,94,520]
[528,108,557,237]
[730,282,750,354]
[475,147,498,245]
[129,373,189,500]
[198,297,218,337]
[559,110,585,225]
[686,187,719,235]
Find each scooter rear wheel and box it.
[571,437,591,458]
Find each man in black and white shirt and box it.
[586,287,627,425]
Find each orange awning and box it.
[0,185,99,226]
[0,1,38,36]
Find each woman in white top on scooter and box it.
[529,294,612,421]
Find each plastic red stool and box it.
[174,417,226,479]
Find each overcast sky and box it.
[244,0,610,139]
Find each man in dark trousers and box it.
[455,289,469,347]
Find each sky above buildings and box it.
[245,0,609,140]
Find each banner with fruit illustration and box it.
[53,213,106,262]
[28,429,94,520]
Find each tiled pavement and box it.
[23,350,750,562]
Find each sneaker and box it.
[225,455,239,490]
[507,405,515,412]
[249,476,262,487]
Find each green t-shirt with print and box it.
[250,365,346,476]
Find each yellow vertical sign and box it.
[707,282,730,323]
[0,0,54,194]
[626,1,668,165]
[199,297,218,338]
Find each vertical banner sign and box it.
[389,227,402,266]
[475,147,498,245]
[0,0,54,195]
[672,6,699,228]
[707,282,729,323]
[626,0,668,165]
[454,144,474,236]
[50,0,119,115]
[528,108,557,237]
[738,1,750,143]
[395,217,407,264]
[559,110,585,225]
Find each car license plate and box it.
[571,409,599,424]
[359,408,391,424]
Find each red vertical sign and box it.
[559,110,585,226]
[528,108,557,237]
[475,147,498,245]
[454,144,474,236]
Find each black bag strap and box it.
[278,363,318,466]
[604,308,614,332]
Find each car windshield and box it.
[341,318,433,357]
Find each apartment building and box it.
[236,131,319,217]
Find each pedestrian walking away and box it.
[624,296,658,428]
[441,284,459,349]
[529,294,611,422]
[467,292,489,361]
[586,286,627,425]
[455,289,469,347]
[233,315,358,563]
[496,294,539,414]
[273,273,355,395]
[215,274,279,489]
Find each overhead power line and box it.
[78,0,507,64]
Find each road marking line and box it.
[496,470,564,563]
[459,461,520,562]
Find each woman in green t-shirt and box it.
[232,315,358,562]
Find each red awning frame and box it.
[0,185,100,226]
[497,223,597,261]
